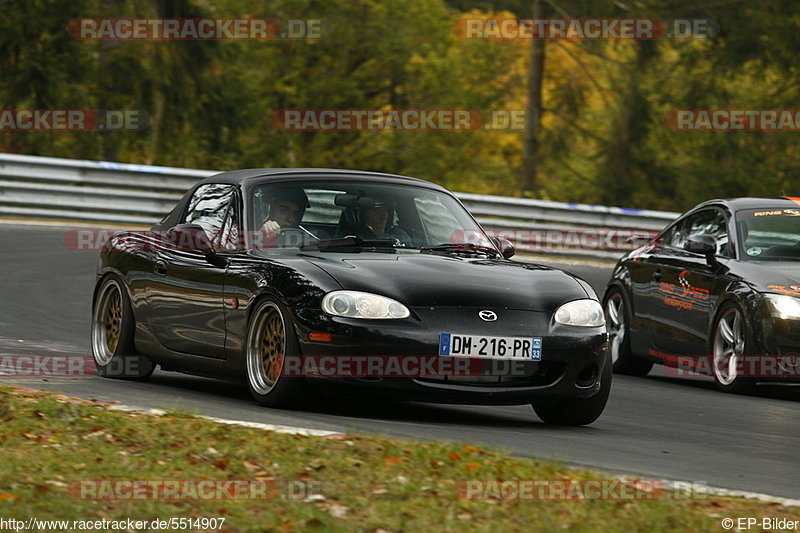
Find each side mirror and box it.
[684,234,717,265]
[167,224,215,255]
[490,236,516,259]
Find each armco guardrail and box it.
[0,153,679,258]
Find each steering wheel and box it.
[279,226,320,244]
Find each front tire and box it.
[532,359,612,426]
[91,276,155,380]
[603,287,652,376]
[711,303,756,394]
[245,299,307,407]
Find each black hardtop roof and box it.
[694,197,800,212]
[197,167,447,191]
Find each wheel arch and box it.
[706,287,764,354]
[94,268,139,322]
[245,288,304,354]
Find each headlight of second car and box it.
[765,294,800,320]
[554,299,605,327]
[322,290,410,319]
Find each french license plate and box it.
[438,333,542,361]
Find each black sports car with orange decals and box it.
[91,168,610,425]
[604,197,800,392]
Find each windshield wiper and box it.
[299,235,399,251]
[420,243,501,257]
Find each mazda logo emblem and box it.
[479,310,497,322]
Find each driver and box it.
[260,189,309,242]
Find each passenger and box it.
[359,198,411,245]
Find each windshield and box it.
[247,180,494,251]
[736,208,800,260]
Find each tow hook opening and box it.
[576,364,598,388]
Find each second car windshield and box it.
[248,180,494,251]
[736,208,800,260]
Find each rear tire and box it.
[532,360,612,426]
[91,276,155,380]
[711,302,756,394]
[246,299,308,407]
[603,287,652,376]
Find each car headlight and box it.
[322,290,410,319]
[765,294,800,319]
[554,299,605,327]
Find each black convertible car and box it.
[92,168,610,425]
[604,197,800,392]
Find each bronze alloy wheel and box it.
[247,302,286,395]
[92,279,124,366]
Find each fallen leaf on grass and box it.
[326,503,349,518]
[242,461,260,472]
[211,459,230,470]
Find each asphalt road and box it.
[2,223,799,499]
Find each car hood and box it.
[298,251,590,311]
[735,261,800,295]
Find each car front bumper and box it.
[757,316,800,382]
[291,306,609,405]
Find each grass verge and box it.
[0,385,796,532]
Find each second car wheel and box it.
[603,287,653,376]
[711,302,757,394]
[245,298,308,407]
[91,275,155,380]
